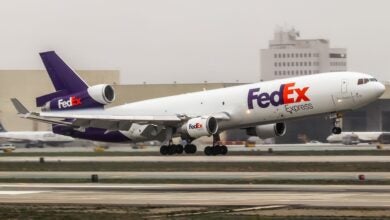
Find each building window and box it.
[304,53,307,57]
[296,70,299,74]
[300,53,303,58]
[283,62,285,66]
[296,62,299,66]
[304,62,307,66]
[287,54,290,58]
[291,54,294,58]
[282,54,285,58]
[308,61,311,66]
[304,70,307,74]
[287,62,290,66]
[283,71,286,75]
[292,62,294,66]
[308,53,311,57]
[309,70,312,74]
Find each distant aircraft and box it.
[11,51,385,155]
[327,132,390,145]
[0,122,74,148]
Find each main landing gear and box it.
[330,113,342,134]
[160,143,197,155]
[204,134,228,156]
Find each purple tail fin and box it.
[36,51,89,107]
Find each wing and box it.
[11,98,231,131]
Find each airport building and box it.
[260,28,347,81]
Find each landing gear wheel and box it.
[184,144,197,154]
[160,145,168,155]
[204,146,212,156]
[220,145,228,155]
[167,146,176,155]
[332,127,342,134]
[212,145,221,156]
[175,144,184,154]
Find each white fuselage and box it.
[103,72,384,136]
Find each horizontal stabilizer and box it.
[10,98,30,114]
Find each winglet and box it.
[10,98,30,114]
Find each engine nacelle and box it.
[246,122,286,139]
[181,116,218,139]
[87,84,115,105]
[42,84,115,111]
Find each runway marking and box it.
[0,191,47,195]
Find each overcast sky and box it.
[0,0,389,84]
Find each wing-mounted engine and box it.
[41,84,115,111]
[246,122,286,139]
[180,116,219,139]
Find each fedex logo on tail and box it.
[58,96,82,109]
[248,82,310,109]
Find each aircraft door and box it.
[333,79,355,110]
[341,79,348,94]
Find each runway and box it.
[0,183,390,207]
[0,171,388,180]
[2,155,390,162]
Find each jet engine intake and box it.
[246,122,286,139]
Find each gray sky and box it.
[0,0,389,84]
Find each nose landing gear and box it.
[330,113,343,134]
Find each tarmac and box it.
[2,155,390,162]
[0,183,389,207]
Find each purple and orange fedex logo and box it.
[247,82,310,109]
[58,96,82,109]
[189,123,203,129]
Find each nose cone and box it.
[376,82,386,97]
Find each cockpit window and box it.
[358,78,377,85]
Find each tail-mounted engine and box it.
[246,122,286,139]
[181,116,219,139]
[41,84,115,111]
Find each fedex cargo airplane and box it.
[11,51,385,155]
[0,122,74,148]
